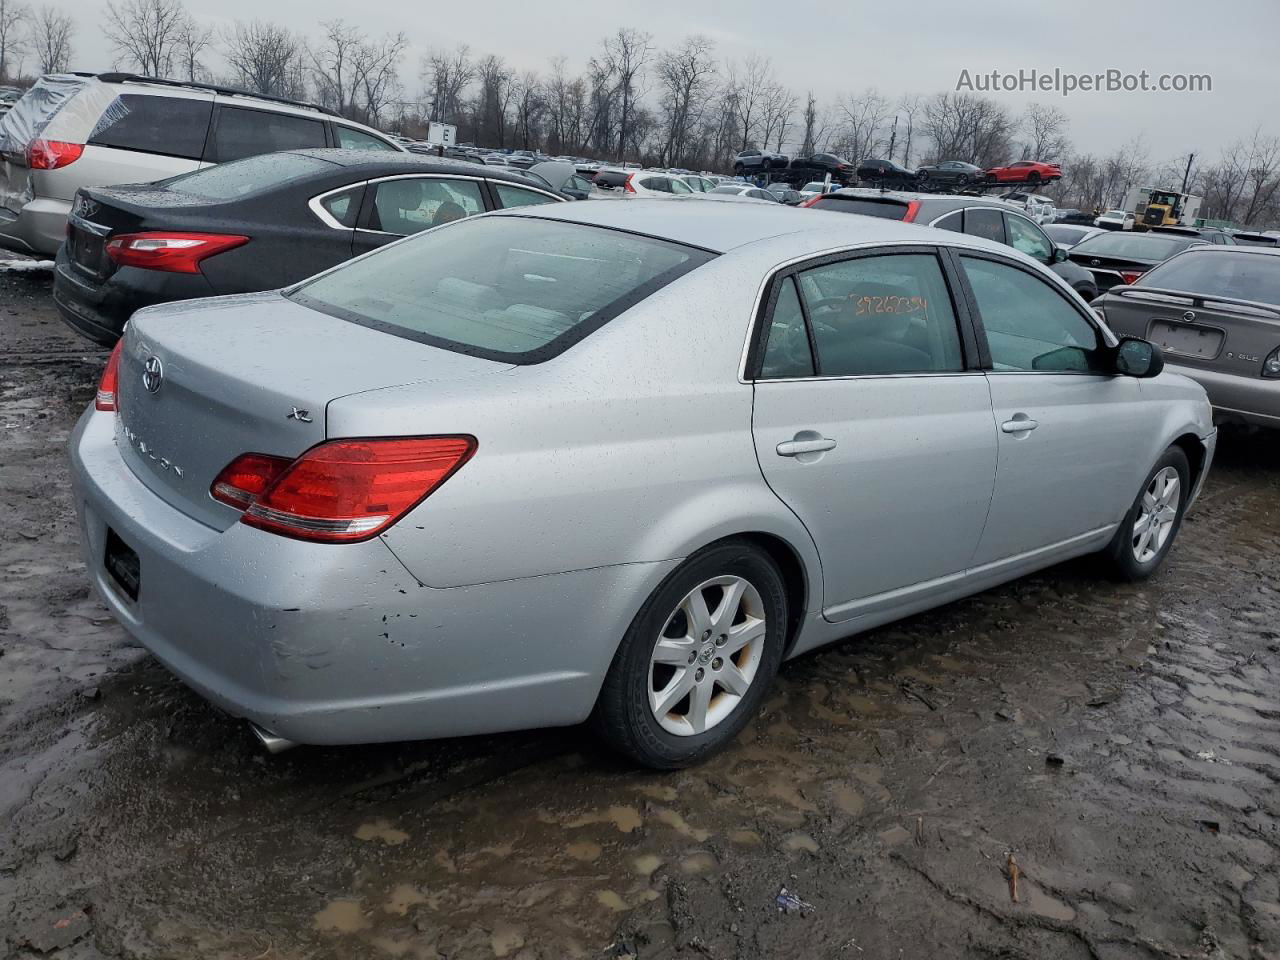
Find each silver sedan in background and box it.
[71,200,1215,768]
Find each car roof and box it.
[284,148,540,182]
[821,187,1023,213]
[487,196,1024,257]
[1177,243,1280,257]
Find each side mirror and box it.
[1053,247,1069,263]
[1115,337,1164,378]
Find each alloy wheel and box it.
[1132,466,1180,563]
[647,575,766,736]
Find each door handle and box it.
[777,437,837,457]
[1001,416,1039,434]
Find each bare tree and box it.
[731,54,776,151]
[834,88,890,164]
[0,0,28,83]
[602,27,652,161]
[28,4,72,74]
[173,15,211,82]
[761,82,796,153]
[474,53,512,147]
[311,20,405,124]
[896,93,921,167]
[422,45,473,125]
[222,21,306,99]
[656,35,716,167]
[512,70,543,149]
[920,92,1015,167]
[103,0,188,77]
[1021,102,1070,161]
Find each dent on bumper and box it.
[70,409,677,746]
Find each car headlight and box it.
[1264,347,1280,379]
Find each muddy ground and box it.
[1,266,1279,960]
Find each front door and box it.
[749,249,998,620]
[955,253,1151,565]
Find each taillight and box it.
[28,138,83,169]
[210,453,292,509]
[95,340,124,412]
[1120,270,1143,284]
[105,232,249,274]
[902,200,922,223]
[624,174,636,194]
[226,436,476,543]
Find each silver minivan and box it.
[0,73,403,256]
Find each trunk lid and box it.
[116,292,514,529]
[1102,286,1280,375]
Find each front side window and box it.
[961,256,1102,373]
[212,106,326,162]
[88,94,212,160]
[492,183,557,208]
[793,253,963,376]
[370,177,484,235]
[292,217,713,362]
[639,176,672,193]
[335,125,395,151]
[1006,215,1053,261]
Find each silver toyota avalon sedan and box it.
[70,199,1216,768]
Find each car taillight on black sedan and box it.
[105,232,249,274]
[211,437,477,543]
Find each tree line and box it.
[7,0,1279,227]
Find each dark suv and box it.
[804,189,1099,299]
[733,149,788,175]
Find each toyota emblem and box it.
[142,355,164,394]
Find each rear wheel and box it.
[1100,446,1190,581]
[593,540,787,768]
[733,162,745,176]
[1027,171,1042,184]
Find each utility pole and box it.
[1181,152,1195,193]
[887,115,899,164]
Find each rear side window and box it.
[809,196,909,220]
[88,95,212,160]
[963,208,1005,243]
[292,216,714,363]
[760,277,814,378]
[319,186,363,227]
[370,178,484,235]
[639,176,672,193]
[212,106,326,162]
[790,253,963,376]
[161,152,335,200]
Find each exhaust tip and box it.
[250,722,298,754]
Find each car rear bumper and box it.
[70,408,677,746]
[53,245,215,346]
[0,196,71,255]
[1165,362,1280,428]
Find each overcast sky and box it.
[53,0,1278,164]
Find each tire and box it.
[733,163,745,176]
[1100,446,1191,581]
[1027,171,1042,184]
[593,540,788,769]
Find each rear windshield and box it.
[809,196,909,219]
[1072,232,1200,260]
[159,153,336,200]
[1137,251,1280,304]
[290,215,715,363]
[1233,234,1279,247]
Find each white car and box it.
[1024,195,1057,225]
[1096,210,1136,231]
[709,184,779,203]
[596,169,695,197]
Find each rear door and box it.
[749,246,997,621]
[352,174,488,255]
[955,252,1152,564]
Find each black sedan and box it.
[916,160,985,185]
[856,158,922,187]
[1067,230,1207,294]
[786,152,854,183]
[54,150,566,346]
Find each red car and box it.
[985,160,1062,184]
